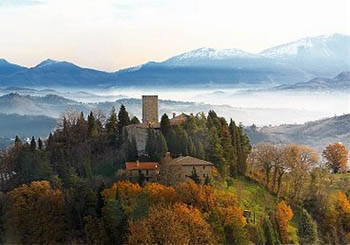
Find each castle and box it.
[126,95,187,153]
[125,95,214,184]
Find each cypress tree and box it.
[298,209,318,245]
[15,136,22,148]
[117,105,130,146]
[195,140,205,160]
[263,216,279,245]
[30,136,36,151]
[155,133,168,162]
[38,138,43,150]
[106,106,118,146]
[127,137,138,161]
[145,128,156,160]
[88,112,99,138]
[207,127,225,175]
[160,113,171,137]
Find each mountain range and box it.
[0,33,349,88]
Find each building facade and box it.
[125,161,159,183]
[170,156,214,183]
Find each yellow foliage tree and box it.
[276,201,293,244]
[323,143,348,173]
[127,203,216,245]
[6,180,66,244]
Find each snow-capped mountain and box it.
[260,33,350,75]
[0,33,349,88]
[163,47,259,66]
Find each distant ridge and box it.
[0,33,349,88]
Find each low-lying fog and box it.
[93,88,350,126]
[1,87,349,126]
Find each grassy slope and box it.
[222,176,300,244]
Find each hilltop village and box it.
[124,95,214,184]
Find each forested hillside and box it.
[0,105,349,244]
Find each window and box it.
[138,170,141,175]
[203,174,205,177]
[203,166,206,170]
[146,170,149,176]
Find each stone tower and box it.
[142,95,158,124]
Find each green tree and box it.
[160,113,171,137]
[118,105,130,147]
[130,116,140,125]
[207,127,225,175]
[155,133,168,162]
[145,128,156,160]
[106,106,119,146]
[298,209,318,245]
[127,137,138,161]
[38,138,43,150]
[189,168,201,184]
[30,136,36,151]
[262,216,280,245]
[102,194,127,245]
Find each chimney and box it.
[136,160,139,167]
[173,112,176,119]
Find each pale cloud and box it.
[0,0,349,71]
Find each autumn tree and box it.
[284,144,320,202]
[322,142,348,173]
[248,143,278,189]
[6,181,66,244]
[127,203,216,245]
[276,201,293,244]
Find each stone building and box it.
[170,156,214,183]
[125,161,159,183]
[142,95,158,124]
[126,95,189,154]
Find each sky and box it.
[0,0,349,71]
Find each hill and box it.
[245,114,350,152]
[274,71,350,91]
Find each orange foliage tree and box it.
[322,143,348,173]
[335,191,350,231]
[102,181,142,214]
[276,201,294,244]
[143,182,177,204]
[175,179,215,212]
[127,203,215,245]
[6,181,66,244]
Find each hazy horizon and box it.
[0,0,349,71]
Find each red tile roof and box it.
[125,162,158,170]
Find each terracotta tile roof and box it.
[171,156,214,166]
[170,113,188,126]
[125,161,158,170]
